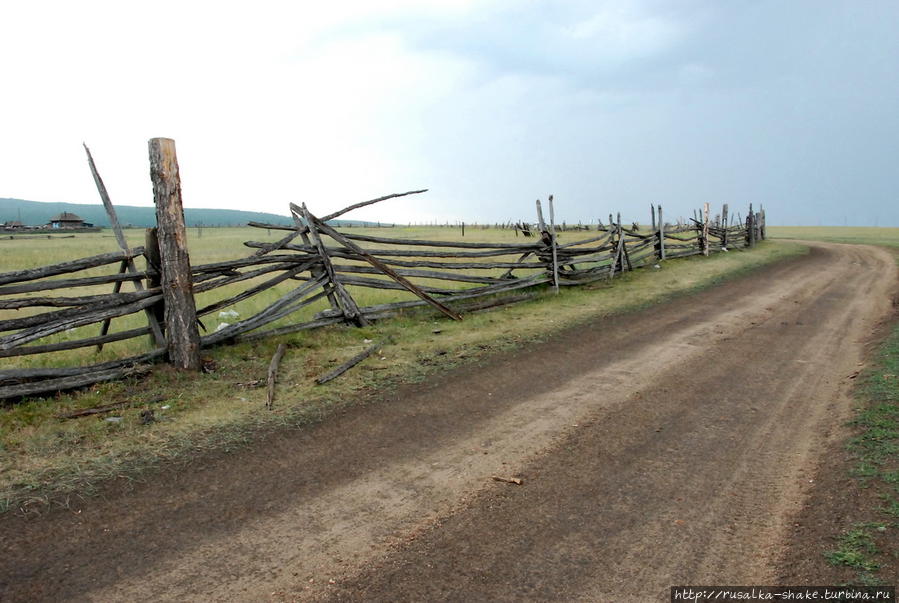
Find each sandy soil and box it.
[1,242,895,602]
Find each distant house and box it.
[48,212,90,229]
[2,220,24,229]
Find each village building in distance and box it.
[1,212,99,233]
[48,212,94,229]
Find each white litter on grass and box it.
[218,310,240,319]
[363,339,373,344]
[105,417,123,423]
[653,264,661,269]
[160,405,171,410]
[215,322,230,332]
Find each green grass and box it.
[0,228,804,512]
[768,226,899,249]
[778,227,899,585]
[825,524,884,573]
[1,225,550,370]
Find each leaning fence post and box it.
[148,138,200,371]
[84,143,165,349]
[535,199,558,292]
[296,203,367,326]
[547,194,559,293]
[702,202,710,256]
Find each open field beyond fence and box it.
[0,182,764,401]
[768,226,899,249]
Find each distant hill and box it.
[0,198,385,228]
[0,197,298,228]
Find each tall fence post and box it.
[747,203,755,248]
[721,203,729,248]
[144,227,166,334]
[148,138,200,371]
[657,204,666,261]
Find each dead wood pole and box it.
[535,199,558,292]
[84,143,165,349]
[609,213,626,279]
[320,189,428,222]
[144,228,165,332]
[651,204,656,233]
[315,343,381,385]
[290,212,341,315]
[148,138,200,371]
[702,202,710,256]
[307,215,463,321]
[548,195,560,293]
[747,203,755,247]
[721,204,729,248]
[620,213,633,271]
[94,260,127,350]
[266,343,287,410]
[296,203,367,326]
[657,205,666,261]
[760,206,766,240]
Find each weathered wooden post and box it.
[547,194,559,293]
[148,138,200,370]
[144,227,165,332]
[702,202,710,256]
[84,143,165,349]
[747,203,755,247]
[535,199,559,292]
[657,205,666,260]
[296,203,367,326]
[721,203,729,248]
[760,206,766,240]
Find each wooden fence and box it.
[0,141,766,401]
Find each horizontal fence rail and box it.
[0,143,767,400]
[0,197,765,401]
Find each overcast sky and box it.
[3,0,897,225]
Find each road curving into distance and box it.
[2,241,896,602]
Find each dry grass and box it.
[0,227,803,512]
[1,225,546,370]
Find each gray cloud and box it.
[326,0,899,225]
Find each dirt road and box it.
[2,242,896,602]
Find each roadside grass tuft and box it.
[831,297,899,584]
[825,524,883,572]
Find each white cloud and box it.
[564,5,686,64]
[1,0,897,226]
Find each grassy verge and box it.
[826,313,899,585]
[768,226,899,249]
[0,240,804,513]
